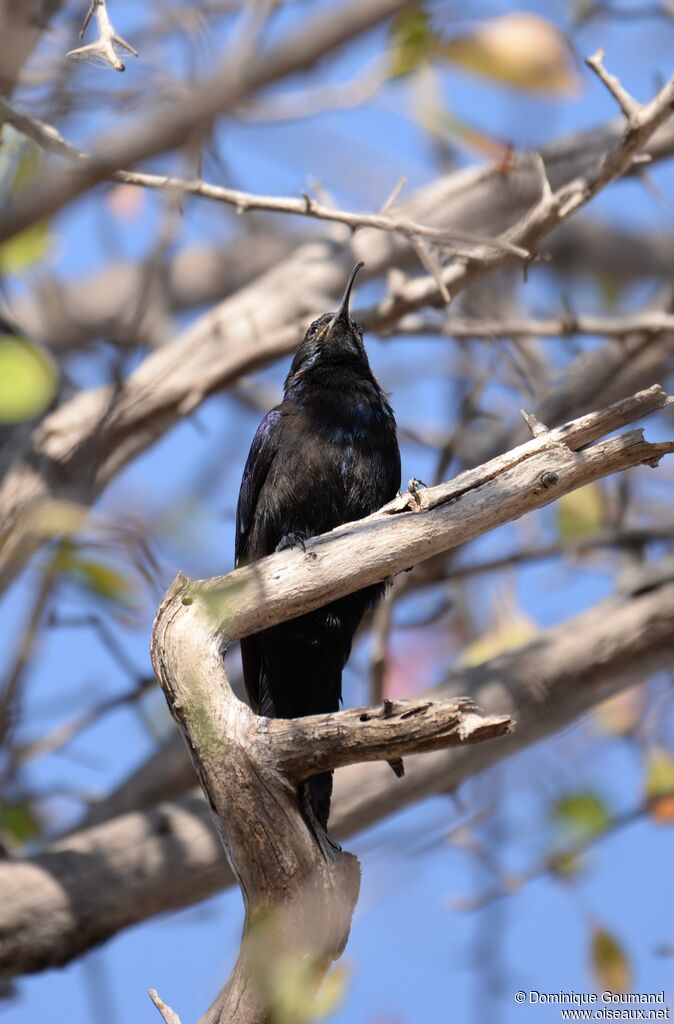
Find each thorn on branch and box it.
[585,48,640,121]
[533,152,553,204]
[67,0,138,72]
[380,176,408,213]
[520,408,549,437]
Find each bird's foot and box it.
[276,531,307,553]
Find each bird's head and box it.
[288,262,368,380]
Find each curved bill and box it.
[330,261,365,330]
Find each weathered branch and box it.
[144,385,671,1020]
[269,698,511,778]
[171,385,673,642]
[150,574,508,1022]
[2,561,674,981]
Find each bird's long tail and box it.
[305,771,333,831]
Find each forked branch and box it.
[150,384,672,1023]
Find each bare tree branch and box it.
[0,96,528,261]
[0,2,65,98]
[7,123,674,353]
[2,57,673,595]
[2,560,673,981]
[0,0,416,244]
[151,572,508,1022]
[167,386,673,643]
[360,61,674,331]
[395,309,674,340]
[145,385,672,1019]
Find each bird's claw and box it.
[276,531,307,553]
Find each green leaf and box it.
[557,483,604,540]
[0,333,58,423]
[0,799,41,846]
[389,6,438,77]
[0,220,50,273]
[548,849,586,879]
[553,791,610,844]
[57,550,134,605]
[591,926,632,993]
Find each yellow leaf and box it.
[0,220,50,273]
[28,500,88,539]
[0,333,57,423]
[56,548,134,605]
[557,483,604,541]
[441,13,580,96]
[591,926,632,993]
[311,965,350,1020]
[645,748,674,824]
[461,603,536,666]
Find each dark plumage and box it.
[235,262,401,829]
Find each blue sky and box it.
[4,1,674,1022]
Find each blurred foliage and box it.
[557,483,605,540]
[389,7,438,78]
[0,126,51,274]
[0,221,50,275]
[390,8,579,95]
[552,791,610,844]
[441,13,580,96]
[28,500,89,541]
[645,747,674,823]
[247,909,349,1023]
[54,544,135,606]
[461,603,536,666]
[0,798,41,849]
[592,687,643,738]
[591,926,632,993]
[0,332,58,423]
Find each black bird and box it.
[235,262,401,830]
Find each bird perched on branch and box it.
[235,261,401,830]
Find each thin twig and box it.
[0,98,528,260]
[585,48,640,120]
[389,309,674,340]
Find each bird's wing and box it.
[235,408,281,566]
[235,408,281,715]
